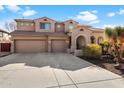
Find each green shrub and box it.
[82,44,102,58]
[100,40,110,47]
[100,41,110,55]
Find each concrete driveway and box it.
[0,53,124,88]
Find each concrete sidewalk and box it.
[0,53,124,88]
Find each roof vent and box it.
[44,19,47,21]
[80,29,84,31]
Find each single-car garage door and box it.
[15,40,47,53]
[51,40,66,52]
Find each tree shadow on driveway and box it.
[0,53,99,71]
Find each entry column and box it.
[48,40,52,52]
[65,40,69,52]
[11,40,14,53]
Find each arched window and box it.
[90,36,96,44]
[97,37,103,44]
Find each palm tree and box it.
[116,27,124,44]
[105,27,118,42]
[105,27,121,65]
[105,27,113,40]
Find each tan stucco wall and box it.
[64,20,79,32]
[34,18,56,32]
[48,36,69,40]
[55,23,65,32]
[12,36,47,40]
[16,21,35,31]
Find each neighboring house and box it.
[10,17,105,54]
[0,29,10,43]
[0,29,11,52]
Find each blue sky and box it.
[0,5,124,30]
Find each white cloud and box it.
[106,8,124,17]
[0,5,4,11]
[76,11,98,21]
[89,20,100,24]
[91,10,98,14]
[102,24,116,28]
[69,10,99,24]
[107,12,115,17]
[118,9,124,15]
[6,5,21,13]
[22,9,37,17]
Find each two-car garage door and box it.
[15,40,47,53]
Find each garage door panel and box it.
[52,40,66,53]
[15,40,47,53]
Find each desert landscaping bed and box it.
[80,57,124,77]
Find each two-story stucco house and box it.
[10,17,105,55]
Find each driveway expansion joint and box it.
[52,68,60,88]
[75,77,123,85]
[62,70,78,88]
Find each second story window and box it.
[57,24,61,28]
[26,23,29,26]
[40,23,51,30]
[69,25,74,30]
[20,23,24,26]
[30,23,34,26]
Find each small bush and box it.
[100,41,110,55]
[82,44,102,58]
[100,41,110,47]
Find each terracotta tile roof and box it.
[88,28,104,33]
[15,19,34,22]
[89,28,104,30]
[34,17,57,22]
[10,30,68,37]
[64,19,79,24]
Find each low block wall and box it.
[74,49,83,56]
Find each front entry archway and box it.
[76,36,86,49]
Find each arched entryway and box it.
[97,37,103,44]
[76,36,86,49]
